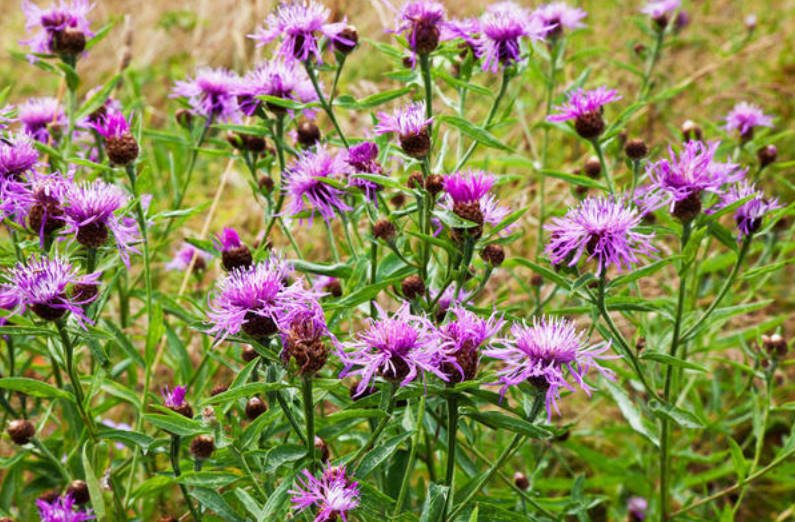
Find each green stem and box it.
[639,28,665,101]
[369,241,378,318]
[303,60,348,148]
[32,437,71,481]
[393,394,426,516]
[590,138,615,194]
[275,392,306,445]
[55,319,96,441]
[537,40,560,260]
[443,390,458,517]
[63,57,78,157]
[329,55,346,106]
[263,114,287,242]
[86,248,97,274]
[170,435,202,521]
[302,376,316,473]
[175,118,212,210]
[350,384,398,470]
[419,53,433,132]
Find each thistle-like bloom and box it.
[443,17,481,49]
[161,385,187,409]
[207,257,315,341]
[641,0,680,19]
[250,1,351,63]
[290,464,360,522]
[532,2,587,38]
[442,170,510,239]
[89,110,139,165]
[340,303,450,396]
[346,141,385,200]
[63,181,140,265]
[548,87,621,139]
[0,169,73,242]
[21,0,94,56]
[710,181,780,239]
[36,493,95,522]
[171,67,240,122]
[0,134,39,179]
[165,244,212,272]
[642,140,744,220]
[284,145,352,223]
[18,97,65,142]
[0,256,100,326]
[215,227,253,271]
[395,1,447,57]
[628,496,648,521]
[375,101,433,158]
[236,59,318,116]
[478,2,550,72]
[723,102,774,139]
[439,307,504,382]
[279,302,332,375]
[484,317,615,418]
[545,197,655,275]
[89,110,130,140]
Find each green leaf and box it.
[76,74,122,120]
[356,431,414,479]
[202,382,285,405]
[335,86,414,109]
[260,474,295,521]
[727,437,747,482]
[610,256,681,287]
[263,445,306,473]
[648,400,705,429]
[461,409,549,439]
[503,257,570,289]
[190,487,245,522]
[640,352,708,373]
[177,472,241,489]
[290,259,353,279]
[256,94,317,111]
[143,412,207,437]
[97,429,154,452]
[0,377,74,401]
[539,169,608,190]
[82,444,106,520]
[603,379,659,446]
[323,408,388,424]
[419,483,450,522]
[438,115,512,151]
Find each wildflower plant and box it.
[0,1,793,521]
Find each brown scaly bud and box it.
[66,480,90,505]
[334,26,359,54]
[407,172,425,189]
[513,472,530,491]
[245,397,268,420]
[242,312,278,339]
[400,130,431,159]
[259,175,275,195]
[634,43,647,57]
[530,274,544,287]
[574,111,605,140]
[757,145,777,168]
[412,22,441,55]
[451,201,484,241]
[210,384,229,396]
[7,419,35,445]
[314,436,330,462]
[76,221,110,249]
[401,274,425,300]
[584,156,602,178]
[227,132,267,154]
[652,13,670,30]
[170,402,194,419]
[441,341,479,383]
[671,192,702,222]
[106,134,139,165]
[175,108,193,129]
[681,120,703,142]
[242,345,260,363]
[28,201,64,236]
[425,174,444,196]
[636,337,646,352]
[297,120,321,148]
[761,334,788,358]
[373,219,397,242]
[480,244,505,267]
[38,491,60,505]
[222,246,253,272]
[189,435,215,460]
[32,298,68,321]
[281,319,329,375]
[391,193,407,209]
[53,29,86,55]
[625,138,649,160]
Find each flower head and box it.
[478,2,551,72]
[395,1,447,56]
[18,97,65,142]
[90,110,139,165]
[533,2,587,38]
[340,303,449,396]
[21,0,94,56]
[710,181,780,239]
[484,316,616,419]
[0,169,73,242]
[548,87,621,139]
[171,67,240,122]
[279,302,332,375]
[439,307,504,381]
[628,496,648,521]
[0,134,39,179]
[161,385,187,409]
[442,170,510,240]
[214,227,253,271]
[545,196,655,275]
[346,141,385,200]
[723,102,774,139]
[290,464,360,522]
[166,243,212,272]
[89,110,130,140]
[284,145,352,223]
[236,59,318,116]
[641,0,680,21]
[0,256,100,327]
[63,180,140,265]
[250,0,351,63]
[375,101,432,158]
[36,493,95,522]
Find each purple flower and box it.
[545,196,655,275]
[375,101,432,158]
[0,169,73,242]
[627,496,648,521]
[478,2,551,72]
[394,0,446,57]
[21,0,94,56]
[161,385,187,408]
[290,464,360,522]
[36,493,95,522]
[279,301,333,374]
[339,303,450,396]
[723,102,774,139]
[642,140,745,220]
[207,256,316,342]
[18,97,65,142]
[236,59,318,117]
[710,181,780,239]
[641,0,680,19]
[443,17,481,49]
[484,316,616,419]
[346,141,385,200]
[532,2,587,38]
[444,170,495,203]
[63,181,140,265]
[215,227,243,252]
[249,1,351,63]
[214,227,253,271]
[548,87,621,139]
[439,306,504,381]
[442,170,511,237]
[284,145,352,223]
[89,110,131,140]
[0,134,39,179]
[431,286,472,318]
[165,243,212,272]
[171,67,240,122]
[0,256,100,327]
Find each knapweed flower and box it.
[249,0,351,63]
[375,101,432,159]
[279,303,331,375]
[18,97,65,142]
[642,140,744,221]
[165,243,212,272]
[340,303,450,396]
[710,181,780,239]
[236,59,318,117]
[532,2,587,38]
[290,464,360,522]
[284,145,352,223]
[161,385,193,417]
[394,0,447,56]
[171,67,240,122]
[90,110,139,165]
[0,134,39,179]
[207,256,315,341]
[1,170,72,241]
[548,87,621,139]
[346,141,385,200]
[484,316,615,419]
[21,0,94,56]
[439,306,504,382]
[723,102,774,140]
[36,493,94,522]
[478,2,550,72]
[627,496,648,521]
[215,227,253,272]
[545,196,655,275]
[0,256,100,326]
[62,180,140,265]
[442,170,510,240]
[312,275,342,298]
[642,0,680,28]
[443,17,481,50]
[432,286,472,321]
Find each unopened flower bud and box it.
[531,274,544,287]
[400,129,431,158]
[412,22,440,55]
[401,274,425,300]
[681,120,703,142]
[245,397,268,420]
[373,219,397,241]
[210,384,229,396]
[175,109,193,129]
[66,480,90,505]
[259,175,275,195]
[480,244,505,266]
[584,156,601,178]
[323,278,342,298]
[671,192,702,222]
[314,436,330,462]
[189,435,215,460]
[757,145,777,168]
[425,174,444,196]
[334,26,359,54]
[241,345,259,363]
[761,333,788,358]
[574,111,605,140]
[391,193,407,209]
[513,472,530,491]
[407,172,425,189]
[53,29,86,55]
[625,138,648,160]
[297,120,321,148]
[636,337,646,352]
[7,419,35,445]
[106,134,139,165]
